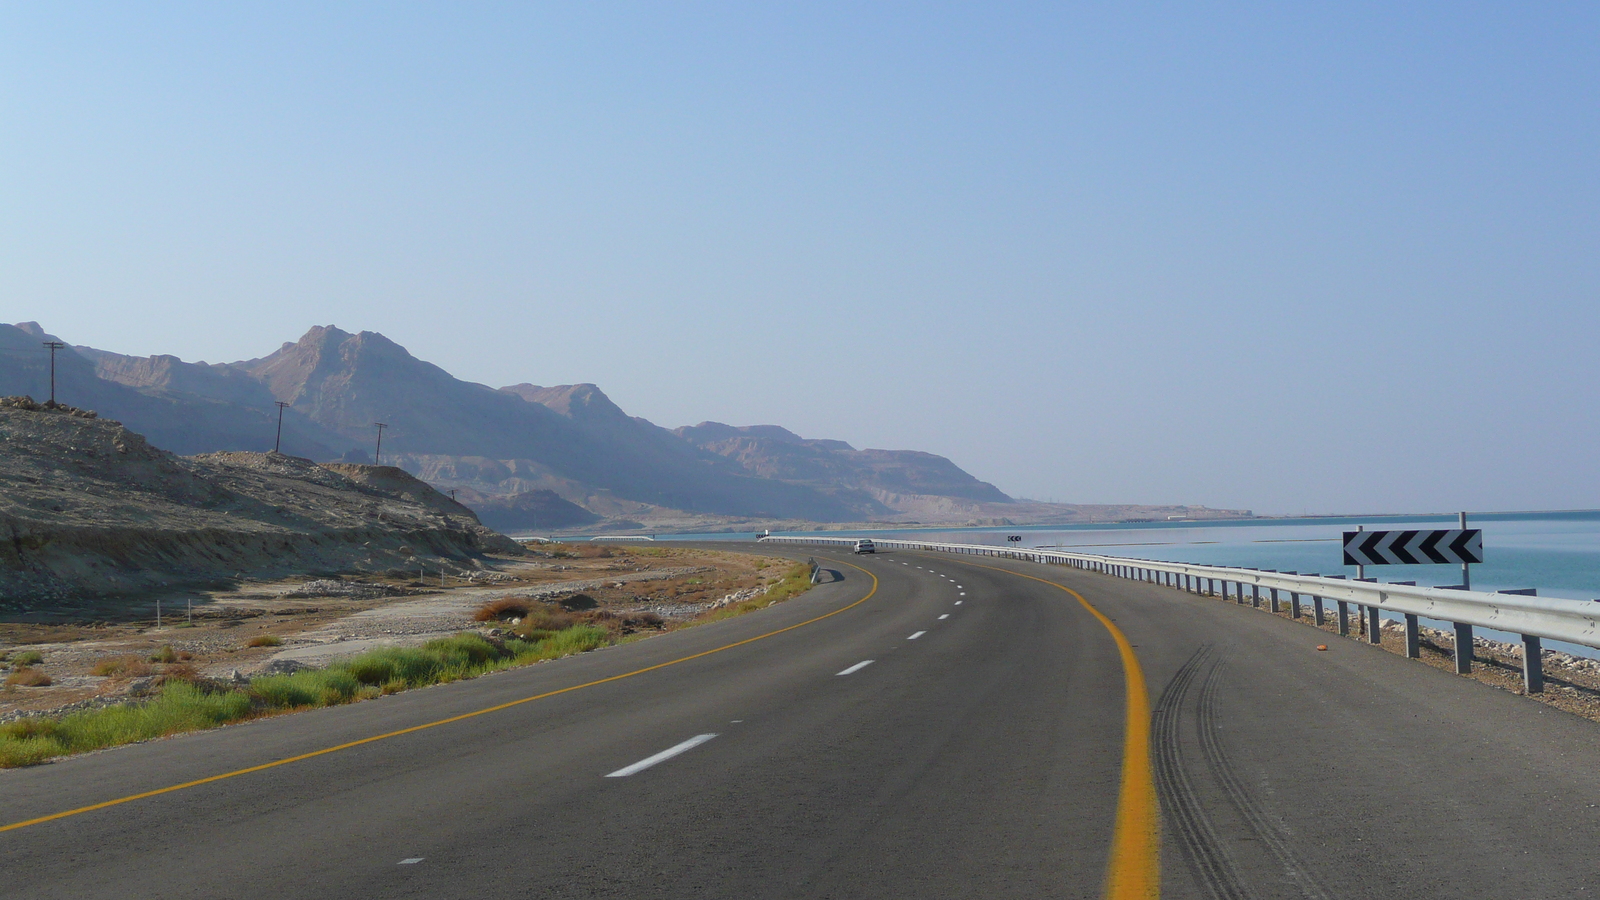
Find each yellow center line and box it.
[1,559,879,835]
[954,556,1160,900]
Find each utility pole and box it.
[273,401,290,453]
[374,422,388,465]
[42,341,65,406]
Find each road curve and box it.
[5,545,1600,899]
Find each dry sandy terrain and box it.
[0,544,798,720]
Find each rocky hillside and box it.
[1,321,1253,528]
[0,401,519,609]
[1,323,358,460]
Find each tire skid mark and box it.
[1196,660,1334,900]
[1154,645,1255,900]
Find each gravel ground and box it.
[0,547,792,719]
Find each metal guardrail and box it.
[759,534,1590,694]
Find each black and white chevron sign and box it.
[1342,529,1483,566]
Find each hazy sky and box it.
[5,3,1597,515]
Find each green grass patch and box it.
[0,681,251,767]
[0,626,614,768]
[697,563,815,624]
[11,650,44,667]
[763,563,816,603]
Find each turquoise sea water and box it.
[665,511,1600,601]
[660,510,1600,655]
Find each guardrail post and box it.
[1337,601,1350,636]
[1453,623,1474,673]
[1404,614,1421,658]
[1251,584,1261,608]
[1522,635,1543,693]
[1312,596,1325,625]
[1268,587,1280,613]
[1290,590,1302,619]
[1366,606,1381,644]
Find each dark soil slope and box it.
[0,403,519,611]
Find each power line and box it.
[42,342,64,406]
[274,401,290,453]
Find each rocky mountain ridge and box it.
[0,322,1252,529]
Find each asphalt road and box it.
[5,544,1600,899]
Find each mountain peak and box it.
[501,383,626,421]
[677,422,816,446]
[6,322,68,345]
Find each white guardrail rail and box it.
[759,534,1597,694]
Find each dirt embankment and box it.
[0,403,521,611]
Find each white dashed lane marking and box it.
[836,660,875,676]
[399,858,424,865]
[605,734,719,778]
[938,614,949,620]
[908,631,926,640]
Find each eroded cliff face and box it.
[0,404,520,610]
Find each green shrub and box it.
[249,669,367,709]
[149,645,178,663]
[11,650,43,667]
[510,607,578,640]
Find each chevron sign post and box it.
[1342,529,1483,567]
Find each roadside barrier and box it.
[759,535,1589,694]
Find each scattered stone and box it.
[125,676,159,697]
[259,658,315,676]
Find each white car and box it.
[853,539,875,554]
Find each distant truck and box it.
[853,539,875,554]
